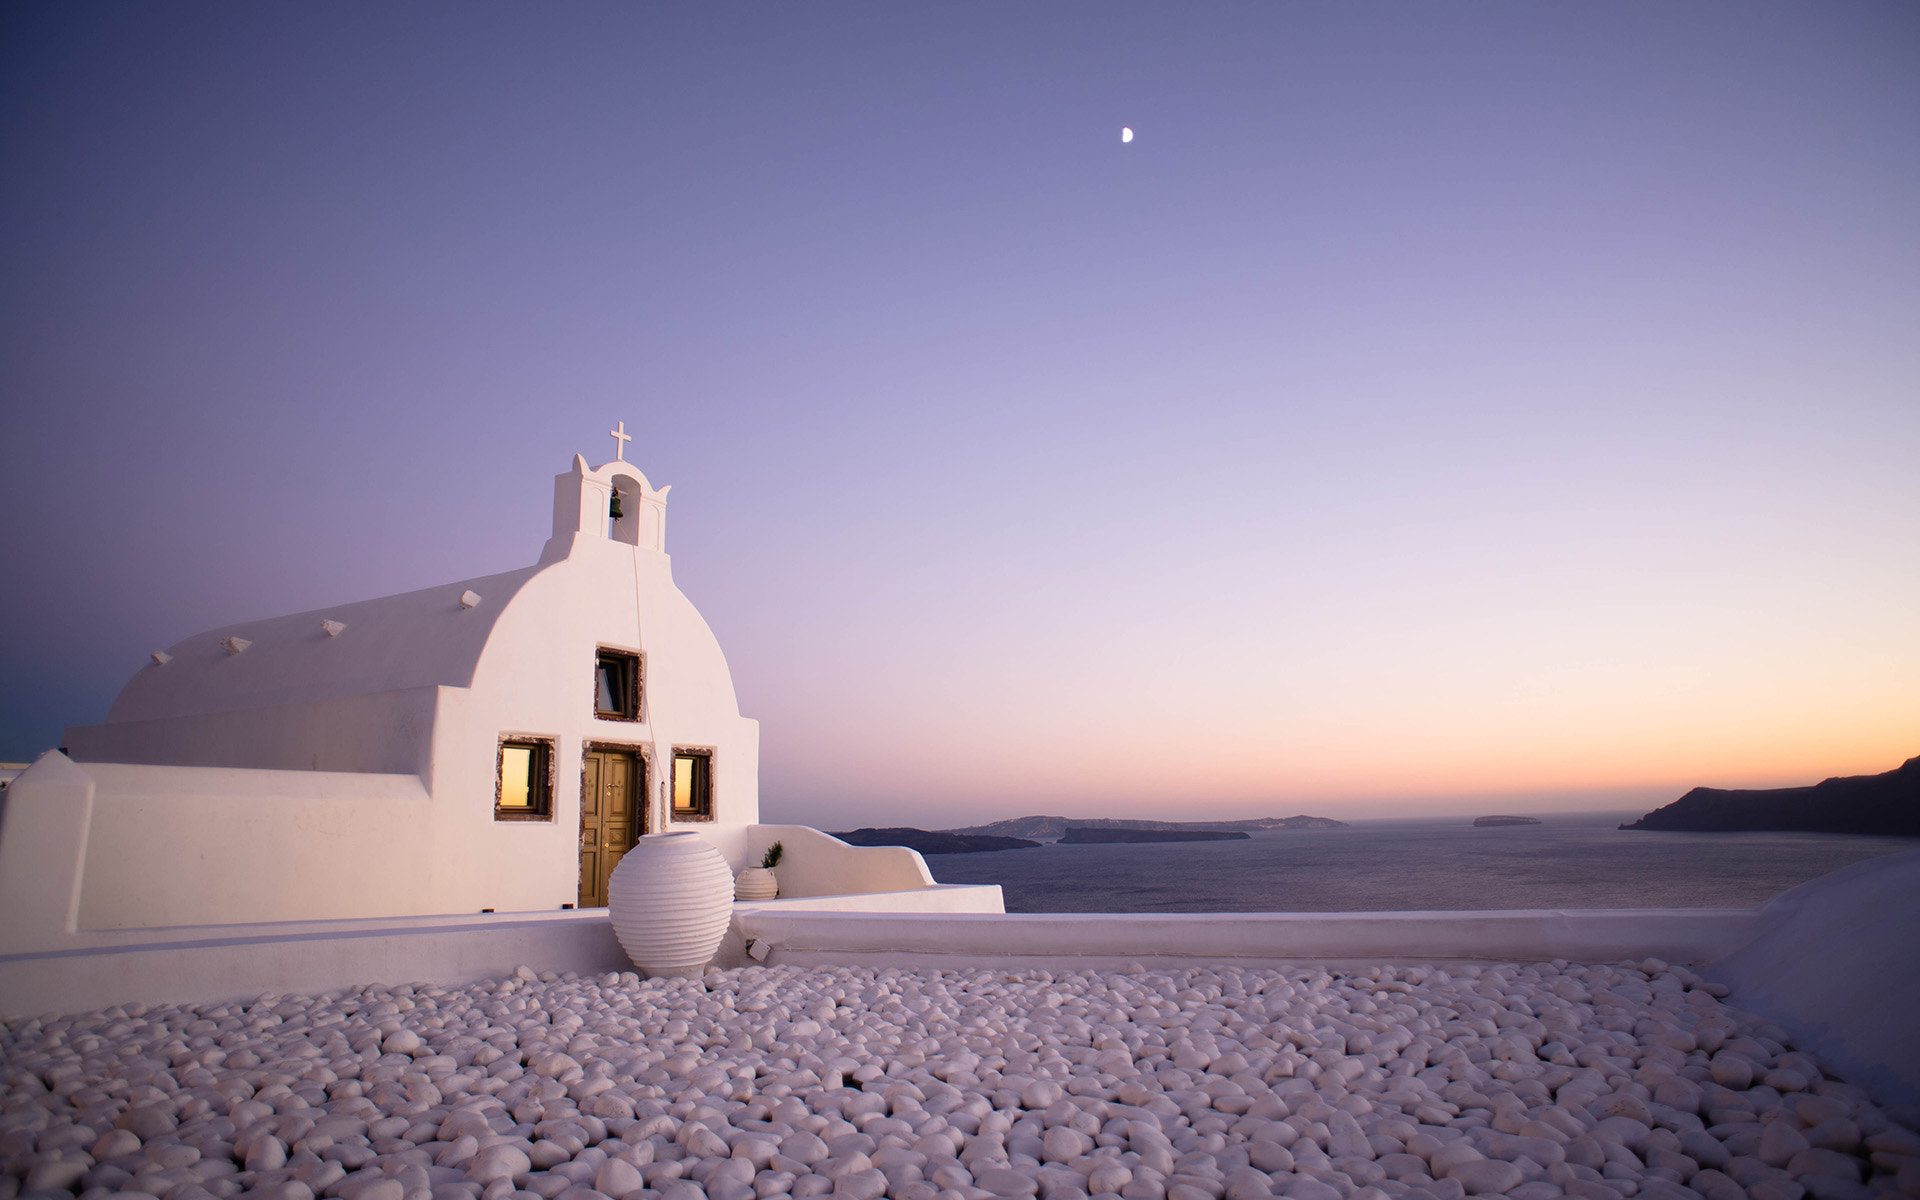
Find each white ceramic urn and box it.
[608,832,735,977]
[734,866,778,901]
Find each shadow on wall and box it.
[1703,847,1920,1108]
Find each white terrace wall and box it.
[1700,847,1920,1108]
[728,907,1762,972]
[75,763,431,930]
[740,825,937,898]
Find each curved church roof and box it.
[107,566,545,723]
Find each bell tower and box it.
[547,422,671,557]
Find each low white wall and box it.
[0,888,1002,1018]
[0,910,631,1018]
[1701,847,1920,1108]
[0,898,1742,1019]
[739,824,936,896]
[731,907,1760,970]
[0,751,93,953]
[76,762,432,931]
[736,884,1004,915]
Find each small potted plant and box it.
[734,840,782,901]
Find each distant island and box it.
[1059,827,1250,844]
[1473,815,1541,827]
[830,828,1041,855]
[1620,755,1920,836]
[947,813,1347,839]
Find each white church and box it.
[3,429,988,948]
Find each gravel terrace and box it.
[4,961,1917,1200]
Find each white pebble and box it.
[594,1158,644,1198]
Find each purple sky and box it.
[3,3,1916,828]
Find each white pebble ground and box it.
[5,961,1919,1200]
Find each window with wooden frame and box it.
[671,748,713,821]
[495,737,555,820]
[594,649,641,721]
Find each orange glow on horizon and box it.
[758,670,1916,825]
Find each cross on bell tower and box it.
[609,420,632,462]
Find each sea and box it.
[921,811,1919,913]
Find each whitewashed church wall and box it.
[64,687,439,776]
[409,535,762,915]
[418,683,581,916]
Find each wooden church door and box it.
[579,749,644,907]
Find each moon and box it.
[1121,127,1134,143]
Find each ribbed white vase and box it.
[608,832,734,977]
[734,866,778,901]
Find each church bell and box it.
[609,490,624,520]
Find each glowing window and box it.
[672,749,713,820]
[496,738,553,820]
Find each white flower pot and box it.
[734,865,778,901]
[608,832,734,977]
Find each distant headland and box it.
[947,813,1347,839]
[1620,754,1920,836]
[1058,827,1250,844]
[1472,815,1542,827]
[830,828,1041,855]
[830,813,1347,854]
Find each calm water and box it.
[923,812,1918,913]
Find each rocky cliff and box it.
[1620,755,1920,836]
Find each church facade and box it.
[41,437,763,929]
